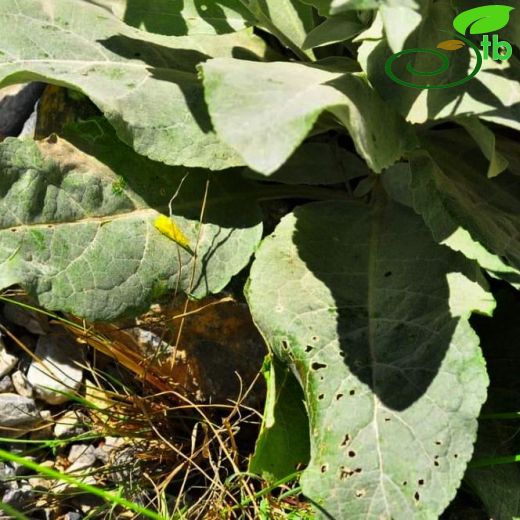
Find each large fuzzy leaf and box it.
[358,1,520,130]
[201,58,417,174]
[243,142,369,185]
[300,0,428,51]
[466,284,520,520]
[249,356,310,482]
[247,0,316,59]
[388,130,520,288]
[247,198,492,519]
[303,12,364,49]
[455,117,508,178]
[0,123,263,321]
[0,0,270,170]
[93,0,253,36]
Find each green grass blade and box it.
[0,448,165,520]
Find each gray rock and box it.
[94,436,125,464]
[63,513,83,520]
[54,410,86,438]
[0,336,17,378]
[0,462,16,493]
[3,302,47,335]
[2,484,33,509]
[31,410,53,440]
[132,328,172,356]
[11,370,33,398]
[68,444,96,469]
[19,102,38,138]
[26,332,83,404]
[0,376,14,393]
[0,394,40,429]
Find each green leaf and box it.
[466,284,520,519]
[300,0,428,51]
[249,356,310,482]
[0,122,263,321]
[0,0,270,170]
[384,131,520,288]
[299,0,379,16]
[247,198,492,519]
[248,0,316,60]
[243,142,369,184]
[93,0,254,36]
[453,5,514,36]
[201,58,417,174]
[303,13,364,50]
[358,1,520,131]
[455,116,509,178]
[379,2,427,52]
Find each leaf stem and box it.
[0,449,165,520]
[469,454,520,468]
[480,412,520,420]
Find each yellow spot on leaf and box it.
[154,215,193,254]
[436,40,466,51]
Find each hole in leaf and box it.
[454,454,459,458]
[318,394,325,400]
[320,464,328,473]
[281,340,289,351]
[414,492,420,501]
[355,489,366,498]
[435,440,442,446]
[418,479,425,486]
[349,389,356,396]
[402,481,407,486]
[305,345,313,353]
[311,362,327,371]
[341,434,351,447]
[312,336,319,342]
[336,393,344,400]
[348,450,356,458]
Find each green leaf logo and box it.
[453,5,514,35]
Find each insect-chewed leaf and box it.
[154,215,193,254]
[437,39,466,51]
[453,5,514,35]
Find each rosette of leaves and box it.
[1,0,520,518]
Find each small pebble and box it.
[0,393,40,430]
[2,483,33,509]
[0,337,18,378]
[31,410,53,440]
[67,444,97,473]
[0,375,14,393]
[12,370,33,398]
[27,332,83,404]
[64,513,83,520]
[54,409,86,439]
